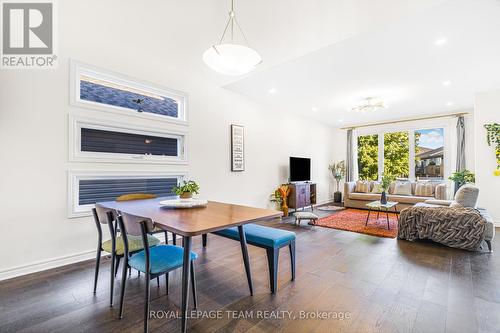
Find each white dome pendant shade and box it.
[203,0,262,76]
[203,44,262,76]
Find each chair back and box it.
[92,206,118,246]
[116,193,157,202]
[116,212,153,272]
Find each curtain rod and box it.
[340,111,469,130]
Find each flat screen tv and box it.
[290,157,311,182]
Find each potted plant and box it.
[172,180,200,199]
[269,184,290,216]
[380,173,395,204]
[328,161,345,202]
[449,169,475,190]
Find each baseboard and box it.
[0,232,176,282]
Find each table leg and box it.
[181,236,191,333]
[386,208,390,230]
[366,208,371,226]
[238,225,254,296]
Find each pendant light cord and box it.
[217,0,250,46]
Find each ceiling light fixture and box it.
[442,80,451,86]
[446,101,454,106]
[203,0,262,76]
[268,88,277,94]
[351,97,387,113]
[312,107,318,112]
[434,37,447,46]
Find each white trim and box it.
[0,249,97,282]
[67,170,187,218]
[68,115,188,164]
[69,59,188,125]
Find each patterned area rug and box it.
[317,205,345,212]
[315,208,399,238]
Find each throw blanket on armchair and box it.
[398,206,486,251]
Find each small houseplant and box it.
[380,173,395,204]
[449,169,475,189]
[269,184,290,216]
[328,160,345,202]
[172,180,200,199]
[484,123,500,176]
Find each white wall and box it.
[0,1,339,279]
[474,90,500,224]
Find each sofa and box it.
[344,180,448,212]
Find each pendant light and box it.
[203,0,262,76]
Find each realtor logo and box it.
[1,0,57,68]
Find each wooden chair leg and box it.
[93,247,101,294]
[289,241,296,281]
[190,261,197,309]
[266,247,279,294]
[202,234,207,247]
[144,272,151,333]
[118,260,128,319]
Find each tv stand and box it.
[288,183,317,212]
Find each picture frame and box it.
[231,124,245,171]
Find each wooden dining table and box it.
[96,197,283,333]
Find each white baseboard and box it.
[0,232,177,282]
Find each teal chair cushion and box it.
[213,224,296,248]
[102,234,161,256]
[129,245,198,275]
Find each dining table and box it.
[96,197,283,333]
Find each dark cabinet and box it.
[288,183,316,211]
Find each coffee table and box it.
[365,201,399,230]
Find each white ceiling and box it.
[224,0,500,127]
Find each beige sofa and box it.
[344,180,448,212]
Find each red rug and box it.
[315,208,399,238]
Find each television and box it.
[289,157,311,182]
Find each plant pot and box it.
[180,192,192,199]
[334,191,342,203]
[380,191,387,204]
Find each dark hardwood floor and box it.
[1,209,499,333]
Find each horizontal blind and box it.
[79,177,178,205]
[80,80,179,118]
[81,128,178,156]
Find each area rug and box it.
[317,205,345,212]
[315,208,399,238]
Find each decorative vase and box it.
[380,191,387,204]
[180,192,192,199]
[334,191,342,203]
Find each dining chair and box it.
[92,207,161,307]
[115,193,178,245]
[116,212,198,333]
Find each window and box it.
[357,134,379,180]
[415,128,444,180]
[68,171,186,217]
[70,60,187,123]
[384,131,410,179]
[356,127,446,181]
[69,115,188,164]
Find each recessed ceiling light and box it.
[268,88,277,94]
[442,80,451,86]
[446,102,454,106]
[434,37,447,46]
[312,107,318,112]
[338,119,344,123]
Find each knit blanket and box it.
[398,206,486,251]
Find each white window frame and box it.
[356,119,451,182]
[70,60,188,125]
[68,170,187,218]
[69,115,188,164]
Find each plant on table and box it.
[172,180,200,199]
[380,173,395,204]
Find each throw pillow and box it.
[415,182,436,197]
[450,184,479,208]
[354,180,371,193]
[393,182,412,196]
[371,182,383,193]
